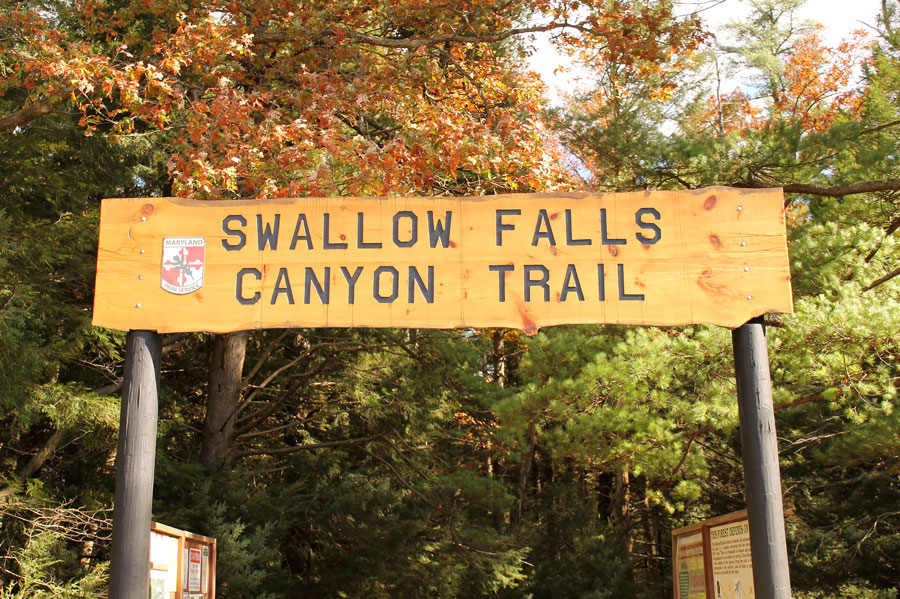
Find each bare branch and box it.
[0,497,112,544]
[173,420,203,434]
[437,48,488,108]
[857,118,900,136]
[736,179,900,197]
[94,380,123,396]
[253,22,602,50]
[243,330,291,385]
[231,434,383,459]
[234,390,298,433]
[664,431,697,484]
[0,91,71,133]
[236,420,300,440]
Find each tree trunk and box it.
[639,491,663,599]
[200,331,250,471]
[491,330,507,387]
[611,470,634,554]
[489,330,508,531]
[511,422,536,531]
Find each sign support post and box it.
[109,330,161,599]
[732,317,792,599]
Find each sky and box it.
[529,0,886,104]
[701,0,882,43]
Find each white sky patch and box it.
[700,0,882,45]
[527,34,589,106]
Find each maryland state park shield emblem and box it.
[161,237,205,295]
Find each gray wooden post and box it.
[732,317,792,599]
[109,330,161,599]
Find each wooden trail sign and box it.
[92,187,793,334]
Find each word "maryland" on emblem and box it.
[161,237,205,295]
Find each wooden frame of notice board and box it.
[672,510,751,599]
[150,522,216,599]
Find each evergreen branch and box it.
[865,213,900,263]
[863,265,900,291]
[0,429,63,500]
[362,447,445,512]
[378,434,437,482]
[672,389,836,456]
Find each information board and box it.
[674,531,707,599]
[709,520,754,599]
[149,528,179,598]
[93,188,792,334]
[672,511,753,599]
[150,522,216,599]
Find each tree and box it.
[548,1,899,596]
[1,0,705,197]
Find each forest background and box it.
[0,0,898,597]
